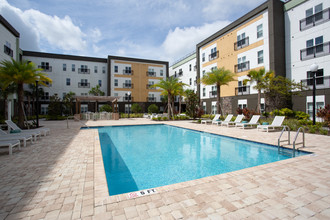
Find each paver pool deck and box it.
[0,118,329,220]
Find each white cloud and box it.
[161,20,230,63]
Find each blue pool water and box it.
[98,124,308,196]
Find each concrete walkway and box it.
[0,119,329,219]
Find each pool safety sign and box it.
[127,189,157,199]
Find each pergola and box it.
[75,95,120,114]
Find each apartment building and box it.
[0,15,20,62]
[196,0,285,114]
[285,0,330,117]
[108,56,168,113]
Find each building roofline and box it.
[0,15,20,38]
[23,51,108,63]
[108,55,168,66]
[197,0,270,48]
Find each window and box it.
[114,65,118,73]
[63,64,67,71]
[190,78,192,85]
[307,101,324,118]
[202,70,205,76]
[114,93,118,97]
[202,53,205,62]
[211,66,217,71]
[203,88,206,97]
[114,79,118,86]
[315,36,323,53]
[306,39,314,55]
[125,104,131,113]
[307,69,324,85]
[98,80,102,87]
[306,36,323,55]
[81,79,88,86]
[72,64,75,72]
[102,66,106,74]
[160,69,163,76]
[94,66,98,73]
[189,64,192,71]
[257,24,263,38]
[40,62,50,70]
[257,50,264,64]
[66,78,70,86]
[306,4,323,25]
[41,105,48,115]
[211,103,217,114]
[4,41,13,57]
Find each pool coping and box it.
[93,122,315,208]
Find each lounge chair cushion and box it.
[10,130,21,133]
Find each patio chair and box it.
[212,114,234,126]
[221,115,244,127]
[201,114,220,124]
[0,139,21,155]
[5,120,49,136]
[235,115,260,129]
[257,116,285,132]
[5,121,42,141]
[0,129,33,147]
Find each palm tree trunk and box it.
[216,84,222,115]
[167,94,171,118]
[179,96,182,114]
[257,90,261,114]
[4,94,8,120]
[17,83,25,128]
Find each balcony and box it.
[300,42,330,60]
[78,82,90,88]
[123,69,133,75]
[234,37,249,50]
[123,83,133,89]
[301,75,330,89]
[147,71,156,77]
[235,86,250,95]
[146,84,156,89]
[41,95,49,101]
[234,61,250,73]
[300,8,330,31]
[147,97,156,102]
[123,96,133,101]
[209,91,217,98]
[38,65,52,72]
[209,51,219,61]
[78,68,90,74]
[4,45,13,57]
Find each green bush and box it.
[99,104,112,112]
[319,128,328,135]
[162,116,168,121]
[148,104,159,114]
[46,115,66,120]
[131,103,142,113]
[294,111,310,120]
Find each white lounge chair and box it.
[221,115,244,127]
[6,120,49,136]
[257,116,285,132]
[201,114,220,124]
[235,115,260,129]
[0,139,21,155]
[0,129,33,147]
[5,120,41,141]
[212,114,234,126]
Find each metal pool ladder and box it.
[278,126,291,156]
[292,127,305,157]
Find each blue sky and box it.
[1,0,267,64]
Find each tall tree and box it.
[184,89,199,119]
[89,85,105,96]
[63,91,76,115]
[244,68,274,113]
[0,59,52,128]
[0,82,16,120]
[200,67,235,115]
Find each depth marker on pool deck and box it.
[127,189,157,199]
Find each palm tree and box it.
[0,59,52,128]
[0,82,16,120]
[152,77,184,119]
[89,85,105,96]
[244,68,274,113]
[63,91,76,115]
[200,67,235,115]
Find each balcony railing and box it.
[234,61,250,73]
[38,65,52,72]
[147,71,156,77]
[4,45,13,57]
[178,71,183,76]
[146,84,156,89]
[234,37,249,50]
[147,97,156,102]
[123,69,133,75]
[123,83,133,88]
[123,96,133,101]
[300,8,330,31]
[78,82,90,88]
[41,96,49,100]
[209,51,219,61]
[300,41,330,60]
[209,91,217,98]
[78,68,90,74]
[235,86,250,95]
[301,75,330,89]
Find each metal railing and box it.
[234,37,249,50]
[300,8,330,31]
[209,91,217,98]
[123,69,133,75]
[147,71,156,77]
[300,41,330,60]
[209,51,219,61]
[78,82,90,88]
[235,86,250,95]
[278,126,290,155]
[234,61,250,73]
[78,68,90,74]
[38,65,52,72]
[123,83,133,88]
[147,97,156,102]
[301,75,330,89]
[293,127,305,157]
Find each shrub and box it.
[294,111,310,120]
[99,104,112,112]
[148,104,159,114]
[319,128,328,135]
[131,103,142,113]
[162,116,168,121]
[317,104,330,127]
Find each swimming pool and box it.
[98,124,308,196]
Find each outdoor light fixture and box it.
[309,63,318,125]
[127,91,131,118]
[35,76,40,128]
